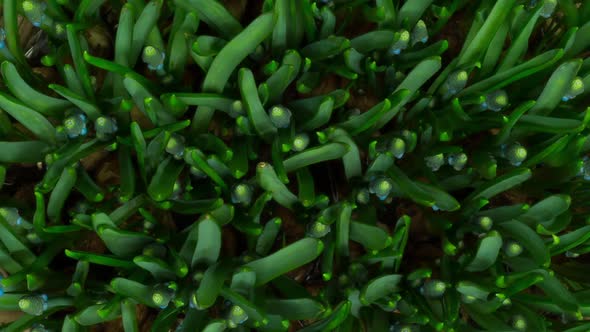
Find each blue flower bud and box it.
[420,280,446,298]
[231,183,253,205]
[18,294,48,316]
[562,77,584,102]
[22,0,47,27]
[63,113,88,138]
[369,176,394,200]
[142,46,166,71]
[502,143,527,166]
[512,315,527,331]
[292,133,310,152]
[447,152,468,171]
[540,0,557,18]
[443,70,468,96]
[389,30,410,55]
[307,221,331,238]
[151,283,176,309]
[425,153,445,171]
[166,134,185,159]
[483,90,508,112]
[0,207,23,226]
[356,187,370,205]
[389,137,406,159]
[227,305,249,328]
[94,116,118,141]
[269,105,292,128]
[0,28,6,49]
[503,240,523,257]
[411,20,428,46]
[477,216,493,232]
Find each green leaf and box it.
[1,61,70,116]
[175,0,241,39]
[0,141,51,163]
[192,216,222,267]
[147,157,184,202]
[256,163,298,209]
[245,238,324,286]
[375,56,441,130]
[457,0,517,67]
[49,84,102,120]
[97,226,153,258]
[283,143,349,173]
[499,221,550,267]
[397,0,433,28]
[265,298,325,320]
[460,49,564,96]
[360,274,402,305]
[192,12,274,133]
[519,195,570,227]
[465,168,531,205]
[238,68,277,140]
[298,301,351,332]
[0,92,56,144]
[529,60,582,116]
[350,221,391,251]
[465,230,502,272]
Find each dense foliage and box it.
[1,0,590,331]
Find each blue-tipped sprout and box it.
[356,187,370,205]
[389,137,406,159]
[190,166,207,179]
[152,283,176,309]
[269,105,292,128]
[189,291,206,310]
[231,183,253,205]
[390,324,418,332]
[420,280,446,298]
[476,216,493,232]
[53,23,66,39]
[143,243,167,258]
[540,0,557,18]
[425,153,445,172]
[0,28,6,49]
[18,294,48,316]
[227,305,249,328]
[565,251,580,258]
[229,100,245,118]
[483,90,508,112]
[461,294,477,304]
[307,221,331,238]
[94,116,118,141]
[22,0,48,28]
[580,157,590,180]
[503,240,523,257]
[447,152,468,171]
[443,70,468,97]
[142,46,166,71]
[502,143,527,166]
[63,113,88,139]
[368,176,394,200]
[30,324,49,332]
[389,30,410,55]
[411,20,428,46]
[292,133,310,152]
[0,207,24,226]
[562,77,584,102]
[0,276,4,296]
[166,134,185,159]
[172,180,184,199]
[512,315,527,331]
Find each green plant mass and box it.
[1,0,590,331]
